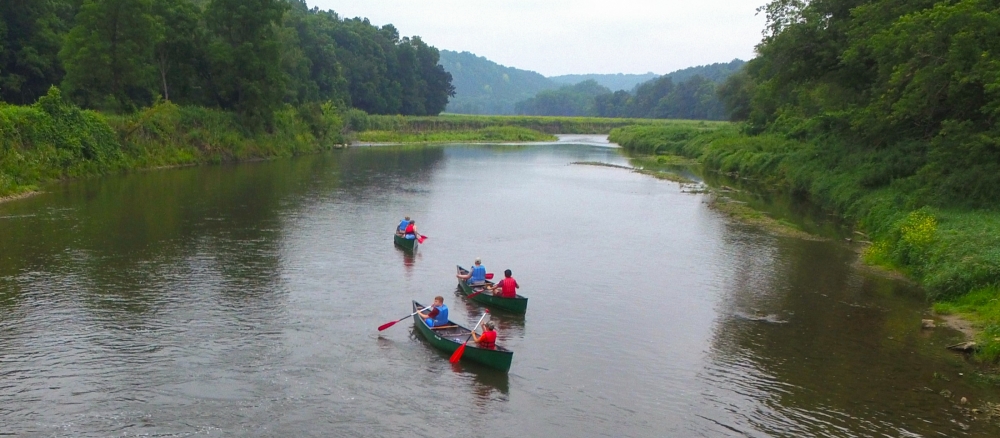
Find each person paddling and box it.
[396,216,411,236]
[457,258,487,286]
[417,296,449,327]
[404,220,418,240]
[491,269,519,298]
[471,321,497,350]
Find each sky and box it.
[309,0,767,77]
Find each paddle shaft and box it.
[455,313,488,349]
[378,306,432,331]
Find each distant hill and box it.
[549,73,660,92]
[438,50,559,115]
[662,59,746,85]
[438,51,747,116]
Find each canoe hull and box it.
[457,266,528,314]
[411,300,513,372]
[393,234,418,251]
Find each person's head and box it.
[404,216,410,220]
[504,269,512,278]
[410,220,415,224]
[474,257,481,266]
[433,296,444,306]
[483,321,495,331]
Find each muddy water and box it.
[0,137,996,436]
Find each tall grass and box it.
[351,112,727,135]
[356,126,556,143]
[611,123,1000,362]
[0,87,345,198]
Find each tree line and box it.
[514,61,744,120]
[717,0,1000,208]
[0,0,454,127]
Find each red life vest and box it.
[405,223,415,234]
[478,330,497,350]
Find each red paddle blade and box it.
[449,342,468,363]
[417,235,427,243]
[377,320,398,331]
[485,273,494,279]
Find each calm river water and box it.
[1,136,997,437]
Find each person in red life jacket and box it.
[417,296,449,327]
[404,220,417,240]
[471,321,497,350]
[491,269,519,298]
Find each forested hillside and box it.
[549,73,659,91]
[0,0,455,126]
[512,61,745,120]
[438,50,557,115]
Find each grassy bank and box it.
[355,126,556,143]
[348,111,726,135]
[0,88,345,199]
[610,124,1000,363]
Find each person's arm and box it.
[470,330,481,342]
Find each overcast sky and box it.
[309,0,766,77]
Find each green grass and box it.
[611,123,1000,365]
[934,287,1000,363]
[0,87,345,199]
[355,126,556,143]
[351,112,729,135]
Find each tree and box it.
[60,0,162,111]
[0,0,69,104]
[151,0,201,103]
[203,0,288,128]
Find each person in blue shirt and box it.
[457,258,487,285]
[396,216,411,236]
[417,296,449,327]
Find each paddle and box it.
[449,311,490,363]
[467,285,494,299]
[378,306,432,331]
[416,234,427,244]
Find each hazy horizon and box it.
[309,0,765,76]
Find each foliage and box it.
[515,80,611,117]
[204,0,288,128]
[1,0,457,125]
[0,0,69,104]
[358,113,724,135]
[0,87,344,198]
[60,0,162,112]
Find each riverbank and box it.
[0,88,347,200]
[349,112,724,135]
[610,124,1000,366]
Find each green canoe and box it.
[457,266,529,314]
[412,300,513,372]
[393,233,418,252]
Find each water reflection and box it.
[1,142,998,436]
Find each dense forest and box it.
[718,0,1000,209]
[0,0,455,127]
[514,61,744,119]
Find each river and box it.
[0,136,996,437]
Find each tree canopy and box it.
[0,0,455,127]
[719,0,1000,208]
